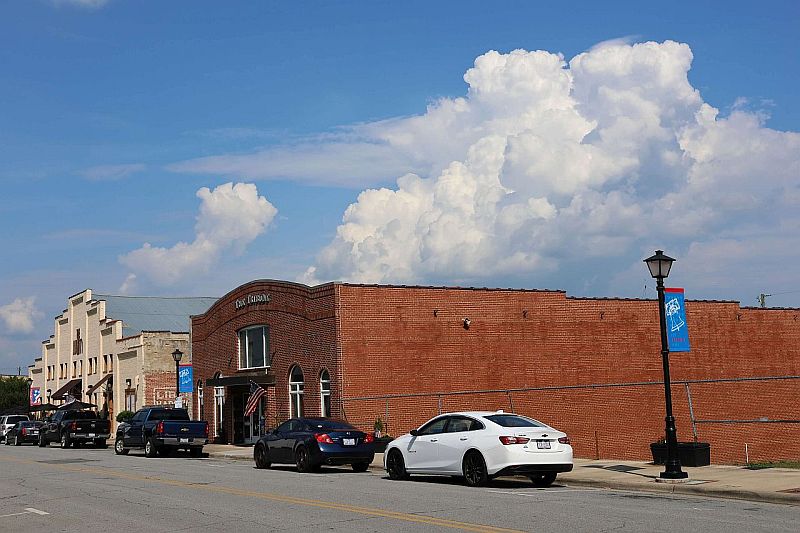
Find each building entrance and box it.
[242,393,265,444]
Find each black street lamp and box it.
[172,349,183,403]
[644,250,688,480]
[26,378,33,414]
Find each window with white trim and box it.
[289,365,304,418]
[237,325,269,369]
[319,369,331,417]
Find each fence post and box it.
[506,390,515,412]
[684,382,699,442]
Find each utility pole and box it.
[758,293,771,308]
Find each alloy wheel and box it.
[463,452,489,487]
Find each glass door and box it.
[243,394,265,444]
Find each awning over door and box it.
[206,374,275,387]
[51,378,82,400]
[86,374,112,395]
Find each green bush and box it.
[116,410,135,422]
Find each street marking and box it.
[0,508,50,519]
[0,456,520,533]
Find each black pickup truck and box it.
[115,406,208,457]
[39,410,111,448]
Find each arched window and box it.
[289,365,304,418]
[320,369,331,417]
[197,379,204,420]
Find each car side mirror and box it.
[410,429,419,437]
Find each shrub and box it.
[116,410,134,422]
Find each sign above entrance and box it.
[235,293,271,310]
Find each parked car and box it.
[0,415,30,442]
[115,406,208,457]
[4,420,44,446]
[254,418,375,472]
[39,410,111,448]
[384,410,573,487]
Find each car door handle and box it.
[430,438,438,442]
[459,437,468,441]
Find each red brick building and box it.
[191,279,800,464]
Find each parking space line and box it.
[0,508,50,519]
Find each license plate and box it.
[536,440,551,449]
[343,438,355,446]
[87,433,96,438]
[179,438,189,443]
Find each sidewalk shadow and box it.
[583,464,658,480]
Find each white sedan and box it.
[384,410,573,487]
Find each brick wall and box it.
[337,285,800,464]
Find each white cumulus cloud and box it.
[120,182,278,287]
[300,41,800,300]
[0,297,42,334]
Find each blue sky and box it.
[1,0,799,373]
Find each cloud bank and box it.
[0,297,42,334]
[120,182,277,288]
[299,41,800,295]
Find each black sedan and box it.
[254,418,375,473]
[4,421,44,446]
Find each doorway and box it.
[242,391,265,444]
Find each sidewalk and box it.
[204,445,800,506]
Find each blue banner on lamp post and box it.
[664,288,690,352]
[178,365,194,393]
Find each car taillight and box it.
[204,423,209,437]
[21,428,27,436]
[363,433,374,444]
[156,421,164,435]
[558,436,570,444]
[70,422,77,431]
[499,436,530,445]
[315,433,334,444]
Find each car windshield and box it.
[305,419,356,431]
[484,414,546,427]
[65,411,100,420]
[7,416,28,424]
[148,410,190,421]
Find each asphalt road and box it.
[0,443,796,532]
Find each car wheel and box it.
[38,435,47,448]
[530,472,557,488]
[114,438,129,455]
[254,444,271,469]
[351,462,369,473]
[462,451,489,487]
[60,433,71,449]
[14,435,21,446]
[294,446,312,473]
[190,447,202,458]
[144,438,158,458]
[386,449,409,480]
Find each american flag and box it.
[244,381,267,417]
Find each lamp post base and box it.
[659,470,689,480]
[655,475,690,484]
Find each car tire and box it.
[114,438,129,455]
[462,451,489,487]
[254,444,271,469]
[60,433,71,449]
[529,472,557,487]
[144,438,158,458]
[189,447,202,458]
[38,435,47,448]
[351,462,369,473]
[386,449,409,480]
[14,435,21,446]
[294,445,312,473]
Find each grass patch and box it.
[745,461,800,470]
